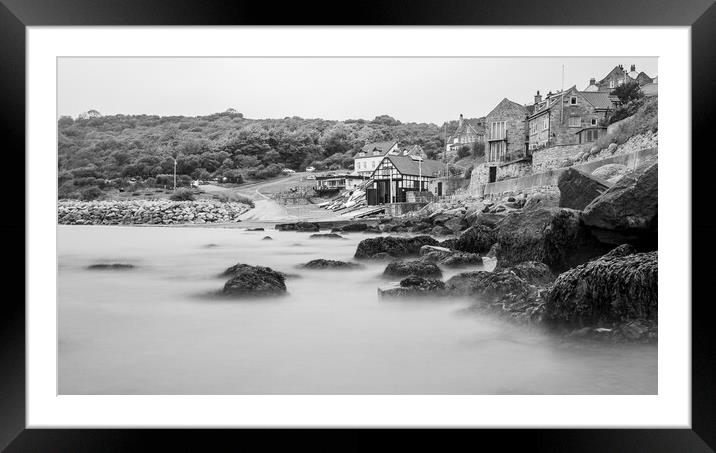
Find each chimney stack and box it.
[630,64,636,72]
[589,78,596,85]
[458,113,464,128]
[534,90,542,105]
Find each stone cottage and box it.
[471,98,530,184]
[527,86,616,151]
[445,114,486,157]
[593,64,654,92]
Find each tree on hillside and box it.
[613,81,643,104]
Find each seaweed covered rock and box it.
[495,207,606,273]
[445,270,530,300]
[309,233,345,239]
[502,261,554,285]
[275,222,320,232]
[378,276,446,298]
[582,162,657,249]
[383,260,443,279]
[354,235,439,259]
[557,167,610,210]
[454,224,497,254]
[299,259,363,270]
[221,264,287,297]
[86,263,135,270]
[545,251,658,329]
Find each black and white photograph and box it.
[56,56,659,396]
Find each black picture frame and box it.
[2,0,713,450]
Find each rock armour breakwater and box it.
[58,200,251,225]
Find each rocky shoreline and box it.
[58,199,252,225]
[213,160,657,343]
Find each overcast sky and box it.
[58,57,657,124]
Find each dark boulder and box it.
[309,233,345,239]
[544,251,657,329]
[582,162,657,249]
[454,224,497,254]
[495,207,607,273]
[354,235,439,259]
[431,225,453,236]
[371,252,397,261]
[503,261,554,285]
[557,167,610,210]
[275,222,320,232]
[440,252,483,268]
[446,266,548,324]
[332,222,369,232]
[445,270,530,299]
[523,191,560,211]
[465,210,506,229]
[262,236,273,240]
[221,264,287,297]
[86,263,135,270]
[299,259,363,270]
[378,276,446,298]
[246,227,264,231]
[440,238,458,250]
[602,243,637,259]
[383,260,443,279]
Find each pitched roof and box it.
[381,155,444,177]
[579,91,614,110]
[399,144,424,157]
[357,141,397,157]
[640,83,658,96]
[486,98,527,118]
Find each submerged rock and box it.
[332,222,370,232]
[383,260,443,279]
[354,235,439,259]
[86,263,135,270]
[495,207,606,273]
[299,259,363,270]
[221,264,287,297]
[557,167,610,210]
[275,222,320,232]
[378,276,446,298]
[246,227,265,231]
[309,233,345,239]
[545,251,657,330]
[262,236,273,240]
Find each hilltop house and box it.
[592,64,655,92]
[353,141,426,177]
[527,87,616,150]
[354,141,399,177]
[445,114,486,156]
[366,155,445,204]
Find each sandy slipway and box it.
[57,199,252,225]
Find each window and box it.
[591,118,598,126]
[609,80,615,88]
[569,116,581,127]
[570,96,577,105]
[488,141,505,161]
[490,121,506,140]
[542,116,549,131]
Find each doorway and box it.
[488,166,497,183]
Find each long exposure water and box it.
[58,225,657,394]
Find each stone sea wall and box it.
[58,200,251,225]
